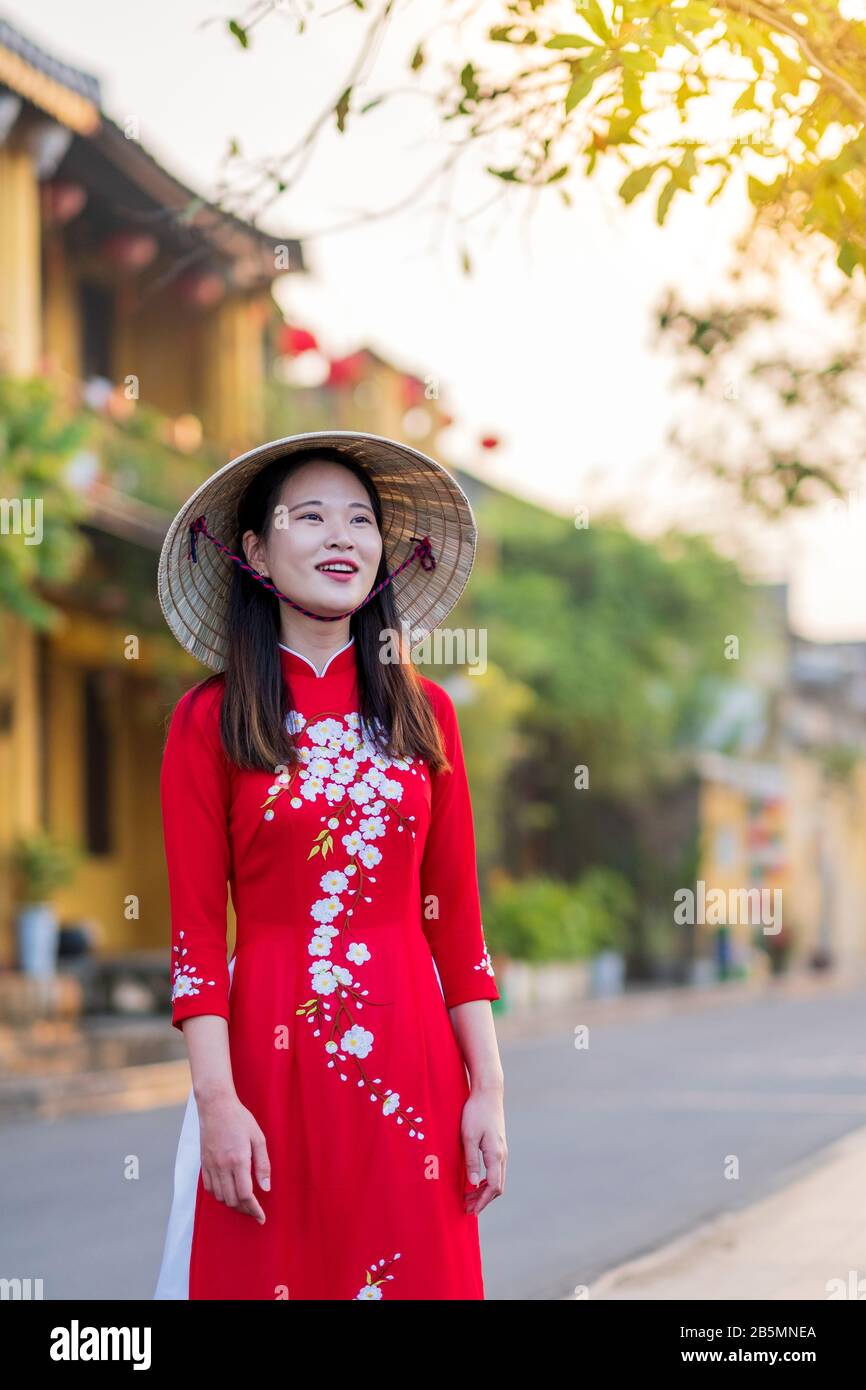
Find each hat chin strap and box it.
[187,515,436,622]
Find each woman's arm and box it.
[418,681,507,1212]
[449,1000,507,1215]
[183,1015,270,1223]
[161,685,270,1222]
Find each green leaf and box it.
[619,48,657,74]
[671,145,697,188]
[490,24,537,44]
[460,63,480,102]
[837,241,858,277]
[733,80,757,113]
[575,0,611,44]
[228,19,249,48]
[545,33,601,51]
[622,67,643,112]
[565,67,599,112]
[335,87,352,133]
[619,163,657,202]
[747,173,782,204]
[656,174,678,224]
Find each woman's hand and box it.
[461,1083,507,1216]
[198,1090,272,1224]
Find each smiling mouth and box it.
[315,561,359,580]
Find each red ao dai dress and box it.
[153,635,499,1300]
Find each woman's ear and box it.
[242,529,269,578]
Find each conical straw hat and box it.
[157,430,477,672]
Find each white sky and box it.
[9,0,866,640]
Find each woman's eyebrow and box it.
[288,500,374,512]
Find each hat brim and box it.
[156,430,477,672]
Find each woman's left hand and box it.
[461,1084,507,1215]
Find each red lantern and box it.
[401,374,425,407]
[278,324,319,356]
[177,271,226,308]
[101,231,159,271]
[41,180,87,226]
[326,351,367,388]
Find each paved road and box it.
[3,980,865,1300]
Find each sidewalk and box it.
[583,1124,866,1300]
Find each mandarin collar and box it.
[277,635,357,679]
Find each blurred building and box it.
[0,16,448,977]
[697,591,866,976]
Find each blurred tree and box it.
[220,1,866,277]
[450,490,749,945]
[0,377,90,636]
[654,261,866,514]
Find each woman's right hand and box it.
[198,1090,271,1223]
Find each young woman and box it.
[153,432,507,1300]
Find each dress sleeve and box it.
[418,682,500,1008]
[160,682,232,1031]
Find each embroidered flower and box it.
[358,815,386,840]
[171,931,216,1001]
[354,1252,401,1300]
[341,1023,374,1058]
[347,781,376,806]
[320,869,349,894]
[311,896,342,924]
[474,934,496,978]
[310,964,339,995]
[301,776,326,801]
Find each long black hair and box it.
[189,447,450,775]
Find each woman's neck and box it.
[276,626,355,677]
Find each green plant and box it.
[0,374,91,630]
[483,867,636,963]
[11,831,81,904]
[577,866,636,954]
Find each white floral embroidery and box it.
[355,1252,401,1299]
[171,930,217,1001]
[291,709,427,1141]
[474,934,496,979]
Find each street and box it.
[3,980,865,1300]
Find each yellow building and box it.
[696,753,789,978]
[0,17,302,967]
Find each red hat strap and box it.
[186,515,436,623]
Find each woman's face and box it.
[243,459,383,616]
